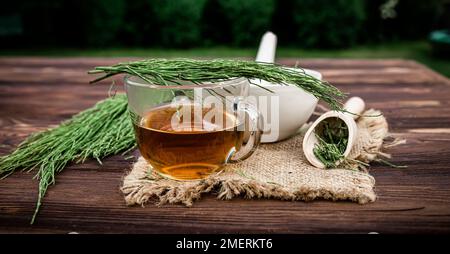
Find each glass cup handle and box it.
[228,99,263,163]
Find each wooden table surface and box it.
[0,57,450,234]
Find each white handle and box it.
[343,97,365,119]
[255,31,277,63]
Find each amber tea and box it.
[133,104,244,180]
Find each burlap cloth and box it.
[122,109,392,207]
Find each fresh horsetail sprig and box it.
[0,94,135,223]
[88,58,345,111]
[0,58,346,224]
[375,158,408,169]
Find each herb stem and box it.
[88,59,345,111]
[0,94,136,224]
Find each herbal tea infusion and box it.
[125,76,263,180]
[134,104,244,180]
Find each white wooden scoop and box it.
[302,97,365,168]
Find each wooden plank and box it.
[0,57,449,233]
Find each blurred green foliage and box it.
[289,0,366,48]
[154,0,207,47]
[217,0,275,46]
[0,0,448,49]
[363,0,445,42]
[81,0,125,47]
[120,0,157,46]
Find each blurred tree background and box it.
[0,0,449,75]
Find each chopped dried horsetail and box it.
[0,94,135,223]
[313,118,350,168]
[312,117,402,169]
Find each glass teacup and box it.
[125,76,262,180]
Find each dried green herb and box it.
[313,118,349,168]
[88,58,345,111]
[0,94,135,223]
[313,117,404,169]
[375,158,408,169]
[1,58,346,223]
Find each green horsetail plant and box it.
[0,94,135,223]
[88,58,345,111]
[313,118,349,168]
[313,117,371,169]
[1,58,346,224]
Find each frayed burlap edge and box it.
[122,109,397,207]
[122,157,376,207]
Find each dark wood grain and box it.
[0,57,450,234]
